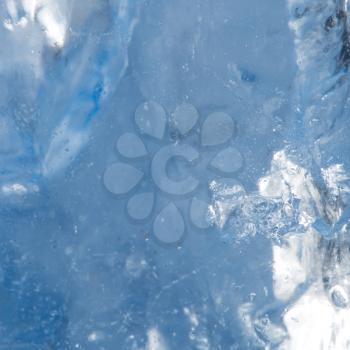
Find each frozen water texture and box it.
[0,0,139,194]
[2,0,350,349]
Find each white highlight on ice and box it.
[259,150,350,349]
[3,0,69,48]
[146,328,167,350]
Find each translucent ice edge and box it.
[236,1,350,348]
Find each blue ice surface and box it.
[1,0,350,349]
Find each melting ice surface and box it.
[2,0,350,349]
